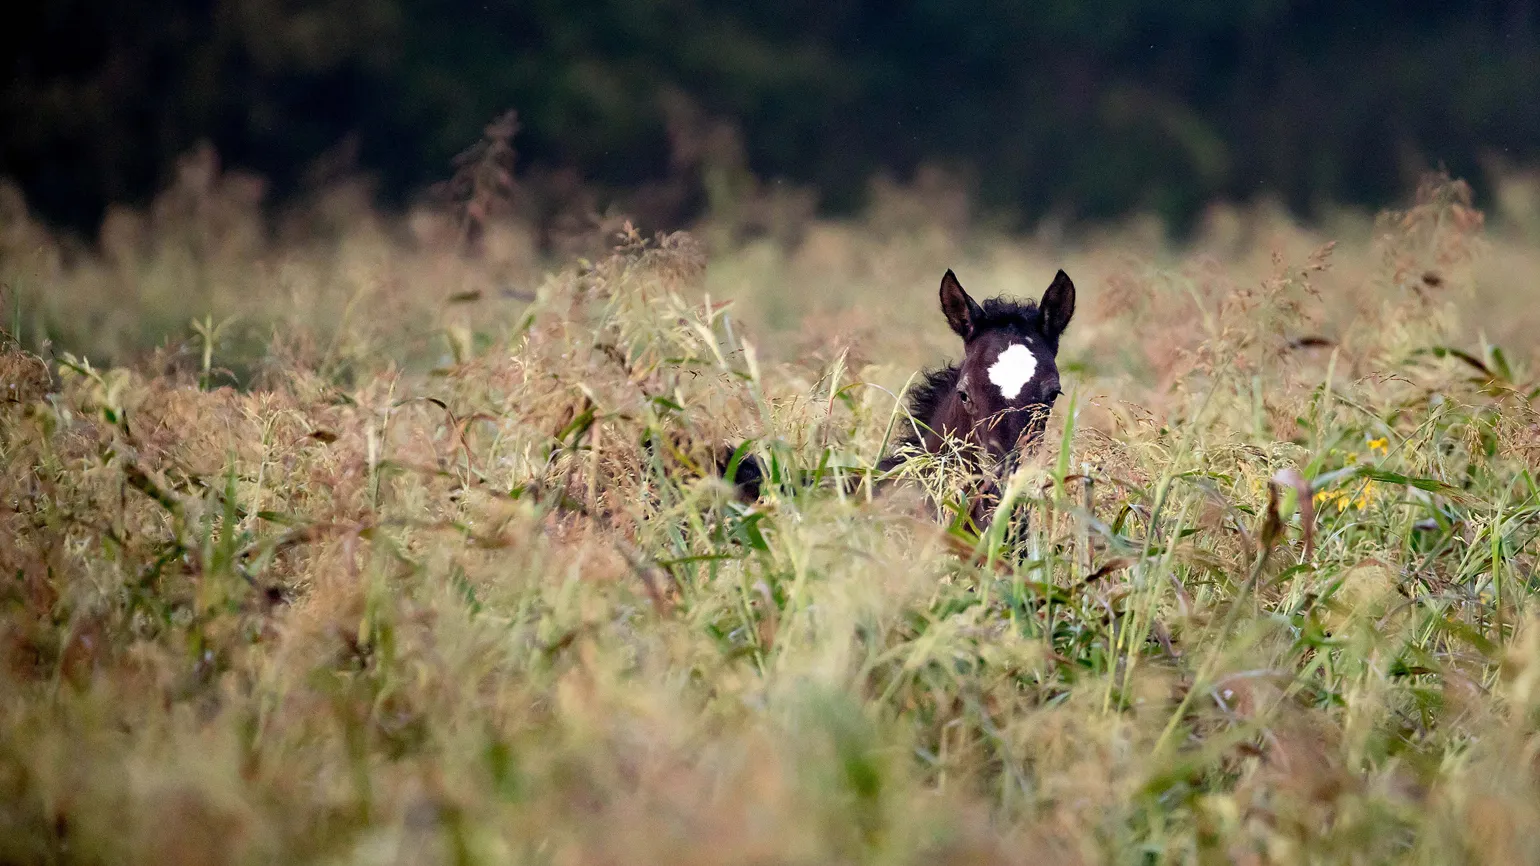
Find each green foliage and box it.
[1,173,1540,862]
[5,1,1540,230]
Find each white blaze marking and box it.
[987,343,1038,400]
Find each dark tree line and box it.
[4,0,1538,232]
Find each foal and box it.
[887,268,1075,524]
[728,268,1075,527]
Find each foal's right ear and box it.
[939,269,984,339]
[1039,269,1076,344]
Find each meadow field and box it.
[2,151,1539,864]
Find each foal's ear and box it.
[939,269,984,339]
[1039,269,1076,343]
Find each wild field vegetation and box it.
[2,154,1539,864]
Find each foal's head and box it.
[921,268,1076,474]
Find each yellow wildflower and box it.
[1314,482,1376,512]
[1353,480,1378,510]
[1315,488,1350,512]
[1368,437,1389,456]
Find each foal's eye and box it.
[958,390,971,405]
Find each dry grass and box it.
[1,159,1539,865]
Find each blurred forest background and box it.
[5,0,1540,234]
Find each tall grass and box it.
[1,161,1538,864]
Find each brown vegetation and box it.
[1,154,1539,863]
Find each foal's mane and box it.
[898,296,1043,444]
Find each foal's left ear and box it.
[1039,269,1076,344]
[940,269,984,339]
